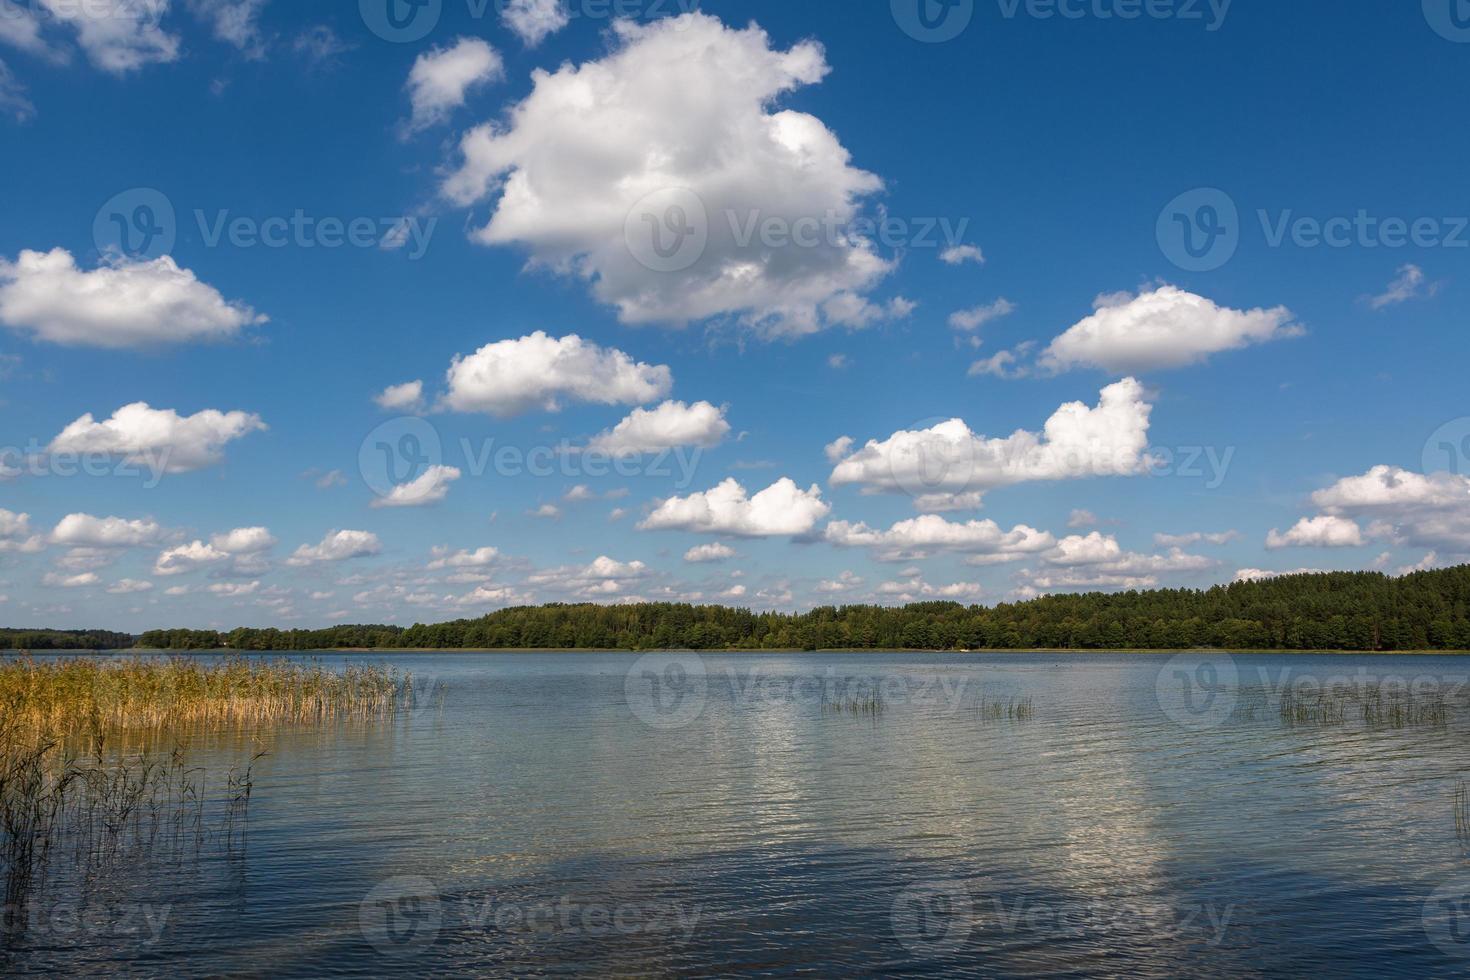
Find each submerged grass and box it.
[979,696,1035,723]
[820,691,885,718]
[0,655,409,915]
[1274,684,1451,730]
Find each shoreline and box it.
[86,646,1470,656]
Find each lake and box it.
[5,651,1470,977]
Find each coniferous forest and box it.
[92,566,1470,652]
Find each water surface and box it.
[5,651,1470,977]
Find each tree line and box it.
[0,629,135,650]
[119,566,1470,652]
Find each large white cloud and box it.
[825,515,1055,563]
[51,513,165,548]
[829,378,1153,507]
[39,0,180,73]
[640,477,831,537]
[1265,515,1365,550]
[442,332,671,416]
[1304,465,1470,552]
[441,13,892,337]
[586,400,730,456]
[404,37,502,133]
[0,249,265,348]
[1038,286,1302,374]
[48,402,266,473]
[287,530,382,566]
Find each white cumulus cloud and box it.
[154,540,230,576]
[586,400,730,456]
[0,249,265,348]
[641,477,831,537]
[442,13,892,338]
[48,402,266,473]
[499,0,569,46]
[443,332,671,417]
[372,465,461,508]
[287,530,382,566]
[828,378,1154,507]
[375,380,424,412]
[404,37,502,133]
[684,542,736,563]
[1266,515,1366,550]
[825,515,1055,563]
[1037,285,1301,374]
[51,513,165,548]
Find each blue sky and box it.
[0,0,1467,630]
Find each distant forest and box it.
[97,565,1470,652]
[0,629,135,651]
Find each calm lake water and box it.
[6,651,1470,977]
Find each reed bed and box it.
[1360,687,1449,729]
[1278,692,1347,727]
[820,691,885,718]
[0,655,407,735]
[979,696,1035,723]
[1457,780,1470,845]
[0,656,409,914]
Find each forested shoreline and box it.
[73,566,1470,653]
